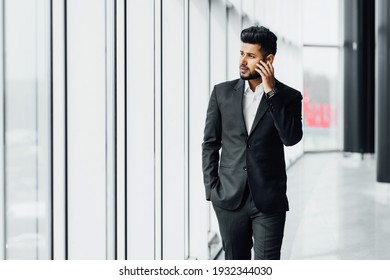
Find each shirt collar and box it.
[244,80,264,95]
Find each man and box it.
[202,26,303,260]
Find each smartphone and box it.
[256,59,271,73]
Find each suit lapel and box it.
[233,79,248,136]
[248,92,268,136]
[248,79,284,136]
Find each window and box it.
[3,0,51,259]
[303,0,342,151]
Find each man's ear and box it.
[266,54,275,64]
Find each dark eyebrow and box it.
[240,51,257,57]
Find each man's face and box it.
[239,43,264,80]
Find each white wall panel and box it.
[126,0,156,260]
[66,0,107,259]
[0,0,4,261]
[105,0,116,261]
[153,0,163,260]
[210,0,227,91]
[227,6,241,80]
[52,0,67,260]
[188,0,210,260]
[115,0,127,261]
[242,0,255,22]
[161,0,186,260]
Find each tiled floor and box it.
[217,152,390,260]
[283,152,390,259]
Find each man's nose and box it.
[240,56,247,65]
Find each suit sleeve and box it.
[266,88,303,146]
[202,87,222,201]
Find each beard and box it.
[239,67,261,80]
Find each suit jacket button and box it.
[247,145,251,149]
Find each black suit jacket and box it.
[202,78,302,213]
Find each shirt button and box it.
[243,167,247,171]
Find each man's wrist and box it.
[265,88,278,99]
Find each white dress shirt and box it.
[243,81,264,134]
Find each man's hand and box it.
[256,60,275,93]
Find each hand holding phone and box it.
[255,58,275,93]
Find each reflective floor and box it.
[283,152,390,260]
[217,152,390,260]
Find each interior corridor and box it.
[283,152,390,259]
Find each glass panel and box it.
[303,47,341,151]
[4,0,51,259]
[303,0,340,45]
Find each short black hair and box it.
[240,26,277,56]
